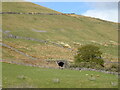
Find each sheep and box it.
[57,41,71,48]
[73,42,81,46]
[63,44,71,48]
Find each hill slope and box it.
[2,2,118,63]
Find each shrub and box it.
[74,44,104,67]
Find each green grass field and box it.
[2,62,118,88]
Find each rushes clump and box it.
[88,74,96,81]
[110,82,118,86]
[17,75,27,80]
[52,78,60,83]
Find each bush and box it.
[74,44,104,67]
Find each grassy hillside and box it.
[2,2,118,62]
[2,62,118,88]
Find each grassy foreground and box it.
[2,62,118,88]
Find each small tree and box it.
[74,44,104,67]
